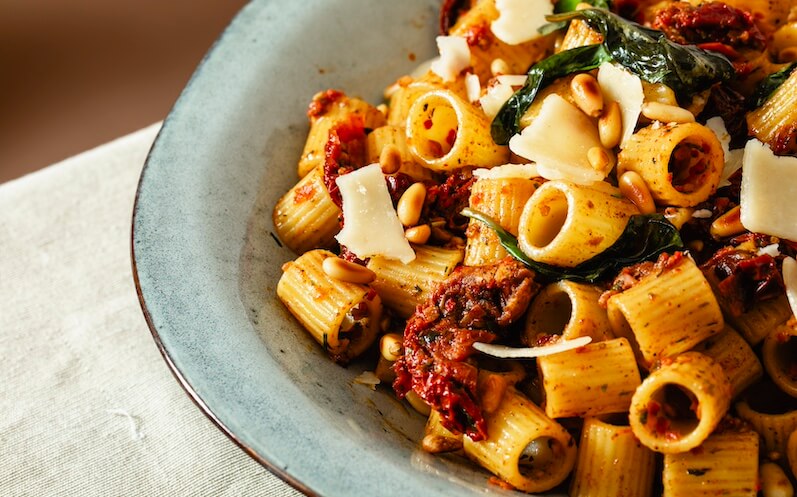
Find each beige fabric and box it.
[0,124,303,497]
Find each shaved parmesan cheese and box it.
[757,243,780,257]
[706,117,743,187]
[479,81,516,119]
[496,74,528,87]
[473,163,540,179]
[740,139,797,241]
[335,164,416,263]
[431,36,470,82]
[353,371,380,390]
[509,94,605,184]
[465,73,481,103]
[783,257,797,318]
[492,0,553,45]
[597,63,643,147]
[473,336,592,359]
[692,209,713,219]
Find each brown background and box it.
[0,0,249,183]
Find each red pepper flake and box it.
[293,184,316,204]
[424,119,434,130]
[307,89,345,119]
[446,128,457,147]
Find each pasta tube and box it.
[570,417,656,497]
[747,68,797,155]
[736,398,797,458]
[463,387,576,493]
[537,337,641,418]
[524,280,613,342]
[761,319,797,398]
[693,326,763,398]
[298,91,386,178]
[617,122,724,207]
[365,125,435,182]
[272,165,341,254]
[367,244,463,317]
[629,352,732,453]
[406,89,509,171]
[788,430,797,480]
[277,250,381,363]
[662,431,759,497]
[422,409,463,454]
[448,0,555,81]
[607,255,724,367]
[464,177,540,266]
[516,180,639,267]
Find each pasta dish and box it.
[272,0,797,494]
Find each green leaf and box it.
[548,9,734,99]
[461,208,683,283]
[750,62,797,109]
[493,8,734,143]
[539,0,610,34]
[491,44,612,144]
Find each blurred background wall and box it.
[0,0,249,183]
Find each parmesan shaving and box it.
[509,94,605,184]
[353,371,381,390]
[597,62,643,147]
[465,73,481,103]
[783,257,797,318]
[757,243,780,257]
[430,36,470,82]
[491,0,553,45]
[472,336,592,359]
[692,209,713,219]
[496,74,528,87]
[740,139,797,241]
[335,164,416,263]
[479,81,516,119]
[706,117,743,187]
[472,163,540,180]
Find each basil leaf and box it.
[549,9,734,99]
[492,8,734,143]
[491,44,612,144]
[539,0,610,34]
[461,208,683,283]
[750,62,797,109]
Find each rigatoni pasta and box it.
[269,0,797,493]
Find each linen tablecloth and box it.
[0,124,303,497]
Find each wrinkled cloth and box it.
[0,124,303,497]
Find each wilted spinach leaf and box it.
[491,44,612,145]
[461,208,683,283]
[750,62,797,109]
[492,8,734,143]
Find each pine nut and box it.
[760,462,793,497]
[599,100,623,149]
[641,101,695,123]
[376,103,389,117]
[379,144,402,174]
[397,182,426,227]
[710,206,745,239]
[587,146,614,173]
[570,73,604,117]
[406,390,431,416]
[663,207,694,229]
[619,171,656,214]
[780,47,797,63]
[322,256,376,284]
[379,333,403,362]
[478,373,508,415]
[490,58,510,76]
[422,433,462,453]
[405,224,431,244]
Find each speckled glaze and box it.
[132,1,566,496]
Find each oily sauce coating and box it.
[393,258,538,441]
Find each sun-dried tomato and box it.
[653,2,766,51]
